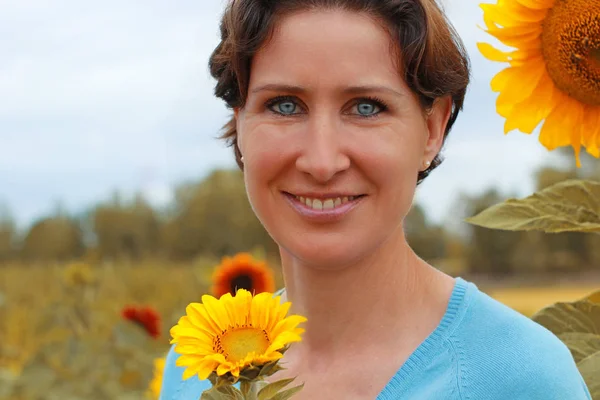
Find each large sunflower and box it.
[211,253,276,297]
[170,289,306,381]
[478,0,600,165]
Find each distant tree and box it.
[21,217,84,261]
[404,204,446,261]
[92,194,160,260]
[463,190,523,276]
[0,205,16,262]
[163,169,276,260]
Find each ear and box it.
[423,96,452,164]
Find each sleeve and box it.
[506,341,593,400]
[159,345,185,400]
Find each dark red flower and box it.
[121,306,161,339]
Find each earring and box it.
[240,156,244,163]
[424,160,431,169]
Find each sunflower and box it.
[478,0,600,165]
[170,289,306,381]
[148,357,166,399]
[122,306,161,339]
[211,253,276,297]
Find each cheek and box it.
[240,118,301,165]
[239,122,296,214]
[353,121,425,177]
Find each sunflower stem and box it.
[240,381,252,397]
[240,380,263,400]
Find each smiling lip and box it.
[282,192,364,222]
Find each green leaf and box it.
[216,384,245,400]
[577,351,600,398]
[259,360,284,377]
[257,378,296,400]
[201,385,244,400]
[200,389,223,400]
[267,383,305,400]
[532,301,600,336]
[557,332,600,363]
[465,179,600,233]
[240,380,252,396]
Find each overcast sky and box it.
[1,0,563,229]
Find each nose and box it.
[295,113,350,183]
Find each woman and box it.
[161,0,591,398]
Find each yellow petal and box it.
[582,106,600,158]
[495,57,546,117]
[515,0,552,10]
[491,67,515,93]
[271,301,292,331]
[539,94,584,153]
[504,72,557,134]
[481,2,547,27]
[477,42,537,63]
[270,315,308,340]
[174,340,214,356]
[216,362,234,377]
[187,303,223,336]
[250,291,271,329]
[202,294,230,332]
[261,299,289,331]
[196,358,222,380]
[485,25,542,48]
[221,292,247,328]
[267,331,303,354]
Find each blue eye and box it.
[266,97,301,116]
[355,101,381,116]
[276,101,297,115]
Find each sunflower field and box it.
[0,257,597,399]
[0,253,287,400]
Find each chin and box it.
[279,232,379,271]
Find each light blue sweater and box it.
[160,277,592,399]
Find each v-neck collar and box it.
[376,277,473,399]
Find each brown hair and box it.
[209,0,470,184]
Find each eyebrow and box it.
[250,84,405,98]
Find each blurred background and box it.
[1,0,599,399]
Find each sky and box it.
[0,0,565,229]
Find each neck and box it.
[279,228,444,361]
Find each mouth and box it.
[283,192,366,211]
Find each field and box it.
[0,262,597,399]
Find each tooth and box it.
[342,197,348,203]
[323,199,334,210]
[305,198,312,207]
[312,199,323,210]
[300,196,305,203]
[334,197,342,207]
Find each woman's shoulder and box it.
[450,281,591,399]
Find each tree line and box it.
[1,156,599,278]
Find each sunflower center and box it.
[541,0,600,106]
[230,274,253,293]
[215,327,270,362]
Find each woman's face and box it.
[236,9,450,269]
